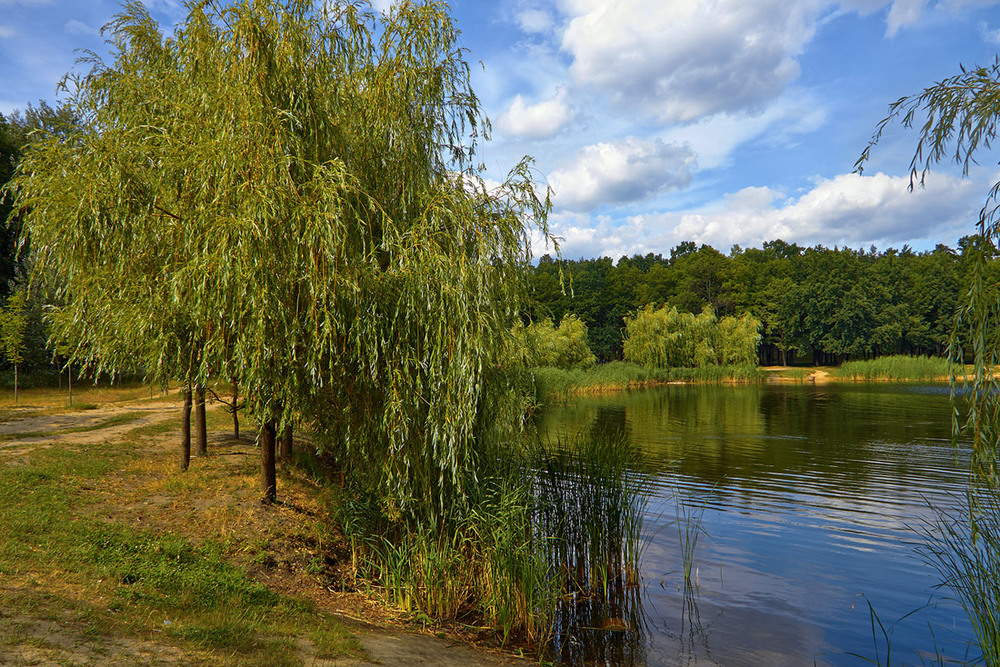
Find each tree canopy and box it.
[9,0,551,521]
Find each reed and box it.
[339,426,652,655]
[834,355,950,382]
[920,482,1000,666]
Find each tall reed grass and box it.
[339,426,652,655]
[834,355,950,382]
[921,482,1000,666]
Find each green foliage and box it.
[529,240,976,365]
[833,355,950,381]
[515,314,596,369]
[622,304,761,369]
[860,57,1000,666]
[10,0,552,526]
[0,288,27,368]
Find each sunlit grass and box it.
[0,415,361,665]
[834,355,951,381]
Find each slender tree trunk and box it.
[278,423,292,461]
[68,361,72,406]
[195,385,207,456]
[180,386,192,471]
[261,420,277,503]
[231,379,239,439]
[13,364,17,404]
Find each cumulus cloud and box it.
[558,0,816,122]
[546,171,986,258]
[497,87,575,139]
[547,137,696,210]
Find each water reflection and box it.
[536,383,975,666]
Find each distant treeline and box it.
[529,238,991,365]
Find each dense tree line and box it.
[530,238,988,365]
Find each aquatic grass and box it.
[920,483,1000,666]
[341,425,653,656]
[834,355,950,382]
[673,493,707,588]
[530,427,652,664]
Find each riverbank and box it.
[0,386,526,667]
[533,356,959,402]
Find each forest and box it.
[528,238,987,365]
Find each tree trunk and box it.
[68,362,73,406]
[180,386,192,471]
[278,423,292,461]
[231,379,240,439]
[13,364,17,404]
[261,420,277,503]
[195,385,207,456]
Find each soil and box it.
[0,393,529,667]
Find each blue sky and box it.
[3,0,1000,258]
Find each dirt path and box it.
[0,395,528,667]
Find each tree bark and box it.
[231,379,240,439]
[278,423,292,461]
[194,385,207,456]
[13,364,17,404]
[180,386,192,471]
[261,420,277,503]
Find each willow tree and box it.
[10,0,550,513]
[857,58,1000,663]
[857,57,1000,478]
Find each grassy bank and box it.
[531,362,765,402]
[832,355,952,382]
[0,390,360,666]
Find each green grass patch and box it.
[0,434,361,665]
[833,355,951,381]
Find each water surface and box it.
[537,383,975,666]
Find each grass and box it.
[920,482,1000,666]
[0,401,361,666]
[532,361,764,403]
[833,355,951,382]
[340,426,653,658]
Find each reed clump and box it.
[921,481,1000,666]
[338,427,651,654]
[834,355,950,381]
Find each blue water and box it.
[537,383,976,666]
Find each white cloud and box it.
[65,19,98,36]
[558,0,817,122]
[0,25,14,38]
[517,8,555,33]
[497,86,575,139]
[546,171,986,258]
[885,0,926,35]
[547,136,696,210]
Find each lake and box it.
[536,382,975,666]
